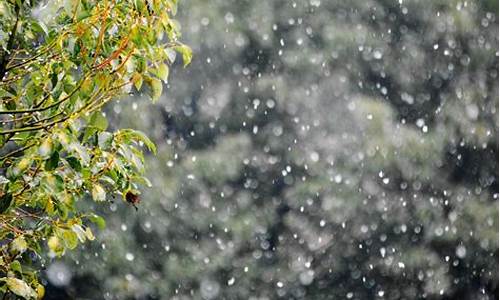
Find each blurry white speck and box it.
[46,262,72,287]
[456,245,467,258]
[200,279,220,299]
[334,174,342,183]
[299,270,315,285]
[125,253,135,261]
[310,151,320,162]
[201,17,210,26]
[310,0,321,7]
[224,12,234,24]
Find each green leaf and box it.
[133,0,145,12]
[61,229,78,250]
[89,112,108,131]
[10,237,28,254]
[31,20,49,36]
[4,277,37,299]
[10,260,22,274]
[44,174,64,193]
[85,227,95,241]
[130,25,145,48]
[118,129,157,154]
[174,44,192,67]
[119,144,144,172]
[66,156,82,172]
[88,214,106,230]
[132,175,153,187]
[0,193,12,213]
[56,201,69,219]
[45,151,60,171]
[156,63,169,82]
[48,236,64,256]
[132,72,143,91]
[44,197,55,215]
[149,78,163,102]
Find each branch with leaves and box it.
[0,0,191,298]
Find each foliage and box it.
[0,0,190,298]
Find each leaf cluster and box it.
[0,0,190,298]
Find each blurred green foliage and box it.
[42,0,498,299]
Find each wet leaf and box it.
[5,277,37,299]
[10,236,28,254]
[91,184,106,202]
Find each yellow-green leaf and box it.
[132,72,143,91]
[62,229,78,250]
[10,236,28,254]
[85,227,95,241]
[71,224,87,243]
[89,112,108,131]
[92,184,106,202]
[5,278,37,299]
[36,284,45,300]
[157,63,169,82]
[48,236,64,256]
[174,44,192,67]
[150,78,163,102]
[88,214,106,230]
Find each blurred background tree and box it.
[44,0,497,299]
